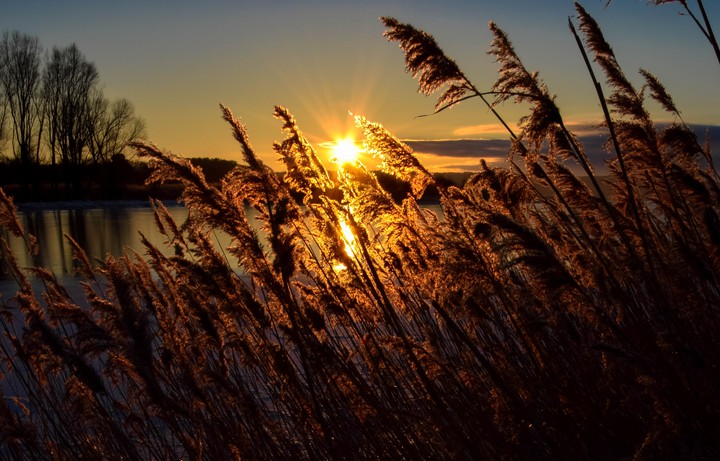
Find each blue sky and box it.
[2,0,719,171]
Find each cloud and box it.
[430,162,486,172]
[402,123,720,173]
[405,139,510,159]
[561,121,607,137]
[581,123,720,171]
[452,120,606,138]
[403,139,511,172]
[452,123,519,137]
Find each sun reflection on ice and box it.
[333,218,357,272]
[339,219,356,257]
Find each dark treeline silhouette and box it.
[0,155,245,201]
[0,150,461,202]
[0,31,145,201]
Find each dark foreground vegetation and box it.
[1,2,719,460]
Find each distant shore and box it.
[15,199,183,212]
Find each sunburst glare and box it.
[330,137,361,166]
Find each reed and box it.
[0,2,718,459]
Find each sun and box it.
[330,137,361,166]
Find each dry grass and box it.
[0,3,719,460]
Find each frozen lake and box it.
[0,202,249,298]
[0,201,443,299]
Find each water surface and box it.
[0,202,442,298]
[1,204,204,298]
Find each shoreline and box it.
[15,199,184,212]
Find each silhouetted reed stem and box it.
[568,14,660,266]
[690,0,720,66]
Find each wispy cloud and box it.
[561,121,607,137]
[452,123,519,137]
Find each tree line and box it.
[0,31,145,200]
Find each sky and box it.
[2,0,719,172]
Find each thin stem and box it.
[686,0,720,66]
[469,83,522,141]
[568,17,649,261]
[417,90,536,118]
